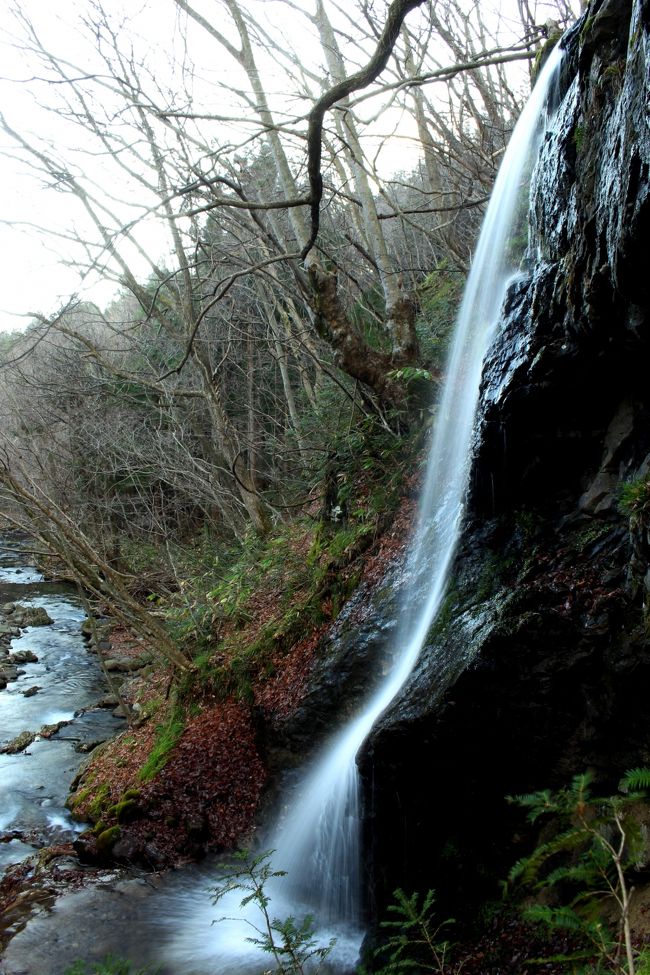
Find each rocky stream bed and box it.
[0,539,152,975]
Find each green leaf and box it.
[619,767,650,793]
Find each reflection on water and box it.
[0,537,123,871]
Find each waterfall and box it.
[164,43,565,974]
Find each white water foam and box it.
[163,44,565,975]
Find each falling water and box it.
[165,44,565,974]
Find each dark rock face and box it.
[360,0,650,925]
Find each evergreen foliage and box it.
[507,769,650,974]
[371,888,460,974]
[211,850,335,975]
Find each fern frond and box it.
[523,904,594,935]
[568,771,594,808]
[507,826,585,887]
[507,789,558,822]
[543,861,600,890]
[620,767,650,793]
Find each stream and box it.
[0,539,124,874]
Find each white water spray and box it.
[165,44,564,974]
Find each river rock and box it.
[104,657,147,672]
[111,833,143,862]
[94,694,121,708]
[10,606,53,628]
[1,730,37,754]
[8,649,39,664]
[39,720,69,738]
[22,685,41,697]
[73,831,102,864]
[0,623,21,637]
[81,617,111,641]
[74,739,107,753]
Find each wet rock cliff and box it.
[360,0,650,924]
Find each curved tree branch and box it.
[302,0,426,260]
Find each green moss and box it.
[580,14,595,43]
[138,708,184,783]
[475,554,506,603]
[86,783,111,823]
[64,955,155,975]
[574,520,612,552]
[96,825,121,851]
[619,475,650,519]
[67,784,93,812]
[573,124,586,151]
[427,585,461,643]
[531,34,562,84]
[108,799,139,823]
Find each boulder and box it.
[94,694,120,708]
[11,606,53,628]
[0,623,20,637]
[104,658,146,673]
[8,650,38,665]
[1,730,37,754]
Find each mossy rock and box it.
[1,729,37,754]
[531,32,563,84]
[86,782,111,822]
[96,825,121,851]
[108,798,139,823]
[11,606,53,628]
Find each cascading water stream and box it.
[165,43,565,974]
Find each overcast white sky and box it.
[0,1,188,330]
[0,0,572,334]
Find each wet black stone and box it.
[357,0,650,929]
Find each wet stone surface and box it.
[0,541,124,875]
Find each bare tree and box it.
[0,0,580,545]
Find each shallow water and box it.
[0,540,123,872]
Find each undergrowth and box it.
[64,956,156,975]
[507,768,650,974]
[152,411,422,704]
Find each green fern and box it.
[523,903,602,937]
[505,788,556,822]
[620,767,650,793]
[506,825,586,888]
[374,888,457,975]
[508,769,650,974]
